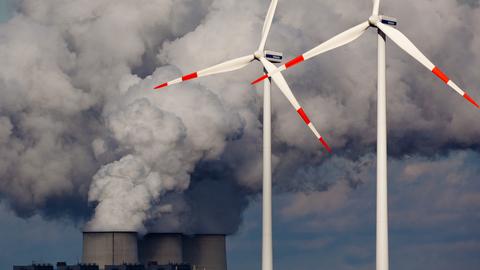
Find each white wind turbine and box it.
[152,1,331,270]
[251,1,479,270]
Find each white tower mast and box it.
[376,28,389,270]
[262,77,273,270]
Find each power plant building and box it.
[138,234,183,265]
[14,265,55,270]
[15,264,99,270]
[81,232,227,270]
[182,235,227,270]
[82,232,139,267]
[13,232,227,270]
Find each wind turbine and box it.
[152,2,331,270]
[251,1,479,270]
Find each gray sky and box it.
[0,0,479,269]
[0,0,13,22]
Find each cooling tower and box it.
[183,235,227,270]
[82,231,138,268]
[139,233,183,264]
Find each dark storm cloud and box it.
[0,0,478,234]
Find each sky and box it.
[0,0,479,269]
[0,0,12,22]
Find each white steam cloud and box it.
[0,0,478,233]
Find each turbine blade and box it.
[154,55,255,89]
[372,0,380,16]
[252,21,370,84]
[376,23,479,109]
[258,0,279,51]
[259,57,332,152]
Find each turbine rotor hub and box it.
[369,15,380,26]
[254,51,263,59]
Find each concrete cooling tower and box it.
[82,231,138,268]
[81,232,227,270]
[139,233,183,264]
[182,235,227,270]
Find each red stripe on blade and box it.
[432,67,449,84]
[251,74,269,85]
[319,137,332,153]
[182,72,198,81]
[297,108,311,125]
[464,93,480,108]
[154,83,168,89]
[285,55,305,69]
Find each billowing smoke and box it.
[0,0,478,233]
[87,76,244,232]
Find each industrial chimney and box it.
[183,235,227,270]
[82,231,139,269]
[139,233,183,265]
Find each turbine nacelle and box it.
[379,15,398,27]
[264,50,283,63]
[254,50,283,64]
[370,15,398,27]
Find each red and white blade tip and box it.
[153,72,199,90]
[320,137,332,153]
[431,66,479,109]
[296,108,332,153]
[251,74,269,85]
[464,93,480,108]
[154,83,168,90]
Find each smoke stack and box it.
[139,233,183,264]
[82,231,138,268]
[183,235,227,270]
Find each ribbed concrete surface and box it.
[82,232,138,268]
[139,233,183,264]
[183,235,227,270]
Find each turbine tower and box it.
[152,2,331,270]
[251,1,479,270]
